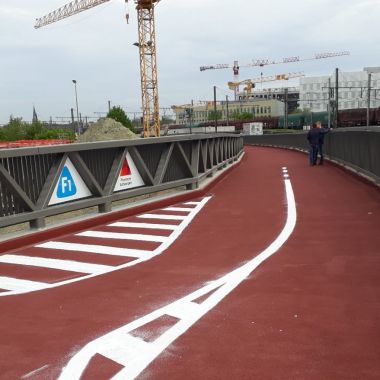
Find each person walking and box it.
[316,121,330,165]
[307,123,320,166]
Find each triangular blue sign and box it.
[57,166,77,198]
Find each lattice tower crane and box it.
[201,51,350,99]
[35,0,162,137]
[228,71,305,96]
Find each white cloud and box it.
[0,0,379,123]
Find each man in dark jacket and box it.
[307,124,320,166]
[316,121,330,165]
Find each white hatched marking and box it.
[137,214,186,221]
[0,276,47,291]
[184,201,200,205]
[109,222,177,231]
[36,242,152,258]
[1,196,211,297]
[98,334,149,366]
[163,207,194,212]
[166,301,201,320]
[0,254,112,274]
[77,231,168,243]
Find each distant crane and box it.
[200,51,350,99]
[228,72,305,97]
[35,0,162,137]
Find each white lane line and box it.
[36,242,152,259]
[76,231,168,243]
[108,222,177,231]
[21,365,50,379]
[283,174,289,178]
[163,207,194,212]
[184,202,199,205]
[1,196,212,297]
[58,183,296,380]
[0,254,113,274]
[0,276,48,291]
[137,214,186,221]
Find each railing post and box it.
[30,217,46,230]
[98,201,112,213]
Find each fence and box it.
[0,134,243,229]
[244,129,380,185]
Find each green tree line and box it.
[0,118,75,141]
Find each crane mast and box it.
[136,0,160,137]
[35,0,162,137]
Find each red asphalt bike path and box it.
[0,146,379,379]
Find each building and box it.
[299,67,380,113]
[237,87,300,114]
[172,99,284,125]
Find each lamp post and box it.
[72,80,80,135]
[226,95,230,126]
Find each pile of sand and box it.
[77,118,137,142]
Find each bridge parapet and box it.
[0,134,243,229]
[244,129,380,187]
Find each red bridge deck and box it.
[0,146,379,379]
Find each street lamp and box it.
[72,80,80,135]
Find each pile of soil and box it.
[77,118,137,142]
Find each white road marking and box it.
[0,254,112,274]
[0,196,212,297]
[58,180,297,380]
[0,276,48,291]
[184,201,199,205]
[36,242,152,258]
[76,231,168,243]
[108,222,177,231]
[97,334,149,367]
[163,207,194,212]
[137,214,187,221]
[21,364,50,379]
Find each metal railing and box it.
[0,134,243,229]
[244,129,380,185]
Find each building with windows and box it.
[299,67,380,112]
[237,87,300,114]
[172,99,284,125]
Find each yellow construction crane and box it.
[35,0,162,138]
[201,51,350,99]
[228,72,305,96]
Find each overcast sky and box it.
[0,0,379,124]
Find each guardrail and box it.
[244,129,380,186]
[0,134,243,229]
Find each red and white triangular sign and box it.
[114,151,145,192]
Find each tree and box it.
[1,118,27,141]
[161,116,175,125]
[107,106,134,132]
[208,110,222,121]
[26,121,44,140]
[231,111,253,120]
